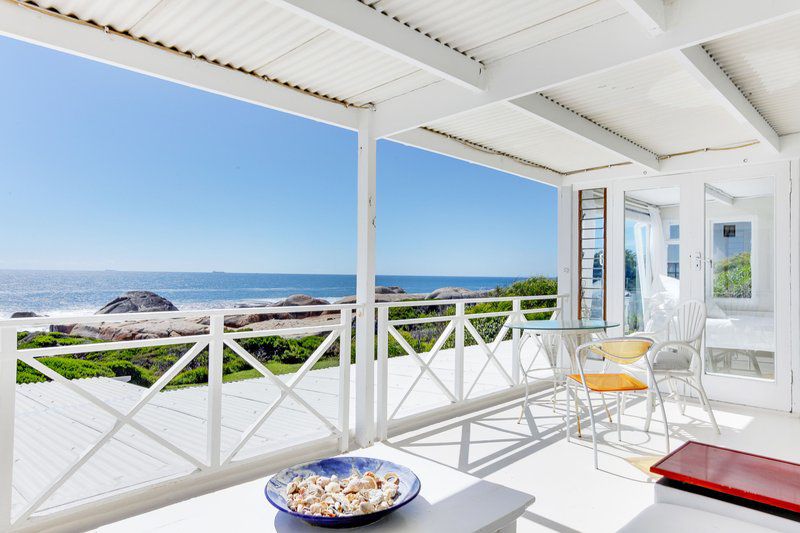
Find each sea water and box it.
[0,270,527,318]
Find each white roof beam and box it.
[376,0,800,138]
[389,128,562,187]
[674,45,781,154]
[510,96,660,172]
[265,0,485,92]
[616,0,666,36]
[0,2,357,130]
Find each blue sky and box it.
[0,36,557,277]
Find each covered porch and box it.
[1,1,800,532]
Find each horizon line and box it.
[0,267,557,278]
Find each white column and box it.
[557,185,574,318]
[0,327,17,529]
[355,108,377,447]
[207,315,223,467]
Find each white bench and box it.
[96,444,534,533]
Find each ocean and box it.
[0,270,529,318]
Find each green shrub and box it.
[714,252,751,298]
[100,359,156,387]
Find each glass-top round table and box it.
[507,319,619,420]
[507,320,619,366]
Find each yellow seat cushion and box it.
[567,373,647,392]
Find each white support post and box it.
[557,185,575,319]
[511,299,521,385]
[338,308,352,452]
[355,108,377,447]
[0,327,16,530]
[207,315,223,468]
[454,302,465,402]
[376,307,389,441]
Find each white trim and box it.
[704,214,758,305]
[265,0,485,92]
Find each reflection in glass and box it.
[704,178,774,379]
[623,188,680,336]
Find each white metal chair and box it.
[567,337,669,469]
[644,300,720,434]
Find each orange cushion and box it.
[567,373,648,392]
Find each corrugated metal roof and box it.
[540,55,757,156]
[26,0,433,106]
[363,0,626,63]
[426,102,627,173]
[703,14,800,136]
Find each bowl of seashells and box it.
[265,456,421,528]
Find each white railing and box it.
[0,303,357,531]
[375,294,566,438]
[0,294,566,531]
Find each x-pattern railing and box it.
[0,304,355,529]
[376,295,564,437]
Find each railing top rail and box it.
[0,303,363,328]
[375,294,567,308]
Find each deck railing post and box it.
[376,307,389,440]
[455,302,465,402]
[338,308,352,452]
[207,315,223,468]
[0,326,17,530]
[512,299,521,385]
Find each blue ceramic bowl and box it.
[265,456,421,528]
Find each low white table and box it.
[98,444,535,533]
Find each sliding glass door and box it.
[611,164,791,410]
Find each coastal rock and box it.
[70,318,208,342]
[375,286,405,294]
[96,291,178,315]
[271,294,330,319]
[11,311,43,319]
[333,293,426,305]
[426,287,491,300]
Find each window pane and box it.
[711,221,752,298]
[669,224,680,240]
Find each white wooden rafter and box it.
[508,97,660,172]
[674,45,781,154]
[616,0,666,36]
[264,0,485,92]
[374,0,800,138]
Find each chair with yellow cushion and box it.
[566,337,669,469]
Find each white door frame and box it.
[599,161,793,411]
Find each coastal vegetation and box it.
[15,276,558,388]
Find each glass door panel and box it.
[623,187,680,336]
[704,177,775,380]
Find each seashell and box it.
[318,476,331,486]
[359,501,375,514]
[361,476,378,489]
[383,485,397,499]
[383,472,400,485]
[343,479,362,494]
[367,488,384,505]
[286,481,299,495]
[325,481,342,493]
[377,501,389,511]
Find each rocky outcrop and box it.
[96,291,178,315]
[375,286,405,294]
[70,318,208,341]
[10,311,43,319]
[426,287,491,300]
[334,293,426,305]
